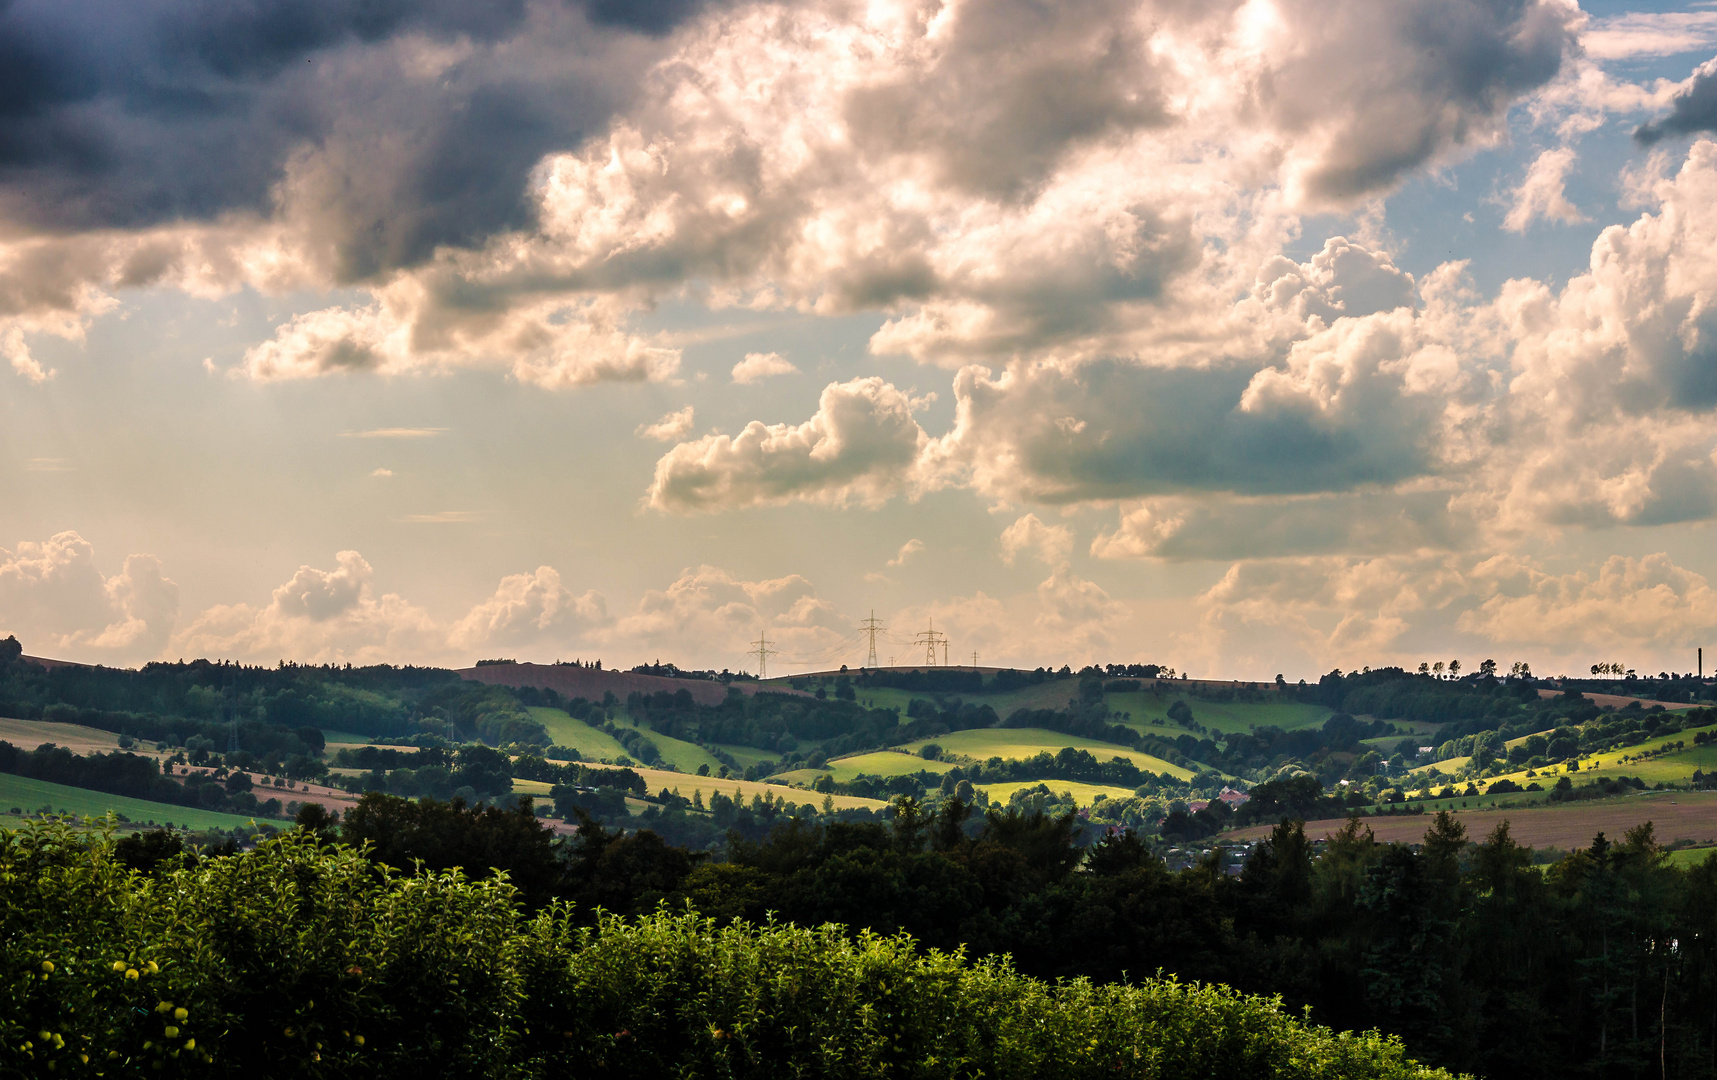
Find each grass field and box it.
[817,680,1082,720]
[1664,846,1717,868]
[320,730,379,746]
[821,750,955,781]
[1418,737,1717,793]
[0,715,133,755]
[501,770,891,814]
[529,706,735,774]
[981,779,1141,806]
[0,773,271,832]
[803,740,1168,807]
[528,707,631,759]
[894,728,1194,780]
[575,762,888,811]
[709,743,781,770]
[1106,693,1333,735]
[829,679,1335,737]
[609,716,726,774]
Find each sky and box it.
[6,0,1717,680]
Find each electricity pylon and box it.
[915,618,947,667]
[859,610,885,668]
[749,633,778,680]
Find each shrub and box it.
[2,816,1459,1080]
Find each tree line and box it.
[0,741,280,819]
[239,787,1717,1080]
[4,812,1453,1080]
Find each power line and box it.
[859,610,885,668]
[749,633,779,680]
[914,617,948,666]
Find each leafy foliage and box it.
[0,815,1456,1080]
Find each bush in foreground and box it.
[2,817,1461,1080]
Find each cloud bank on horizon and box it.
[7,0,1717,679]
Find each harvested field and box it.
[0,715,132,755]
[1538,687,1702,711]
[982,779,1139,806]
[896,728,1193,780]
[18,654,91,671]
[570,760,888,812]
[1228,790,1717,849]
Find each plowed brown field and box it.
[1229,790,1717,849]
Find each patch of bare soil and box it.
[1537,686,1703,711]
[1229,791,1717,849]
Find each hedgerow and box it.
[2,816,1461,1080]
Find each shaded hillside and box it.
[459,662,807,706]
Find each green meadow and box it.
[821,750,957,781]
[1106,692,1333,735]
[1663,846,1717,869]
[529,705,771,775]
[1423,727,1717,793]
[320,729,380,746]
[527,706,631,759]
[826,680,1079,719]
[610,715,727,773]
[0,773,269,832]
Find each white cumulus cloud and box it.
[1503,147,1587,232]
[637,406,697,442]
[647,377,931,512]
[731,352,798,384]
[0,532,179,659]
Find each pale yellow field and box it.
[895,728,1194,780]
[544,762,889,811]
[822,750,956,780]
[980,779,1140,806]
[0,715,132,755]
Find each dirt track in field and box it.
[1229,791,1717,849]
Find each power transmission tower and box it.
[971,651,979,668]
[914,618,947,666]
[749,633,779,680]
[859,610,885,668]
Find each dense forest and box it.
[0,636,545,749]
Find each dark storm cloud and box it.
[1267,0,1578,202]
[1635,59,1717,146]
[0,0,713,277]
[942,353,1446,505]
